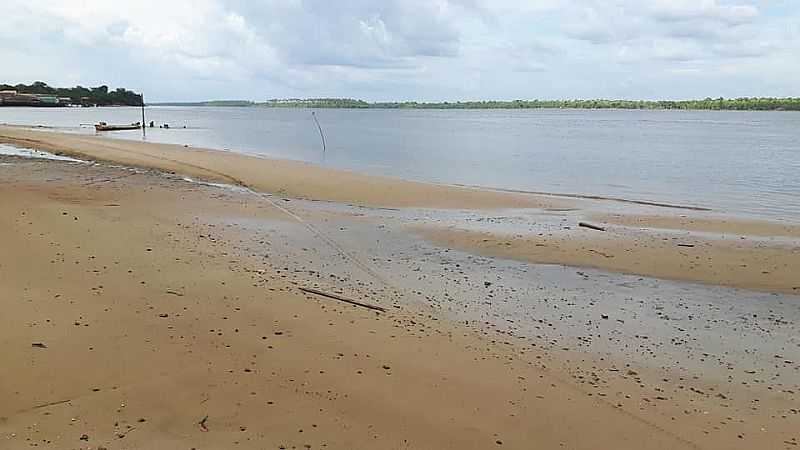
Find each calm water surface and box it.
[1,107,798,220]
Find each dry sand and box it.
[0,158,702,450]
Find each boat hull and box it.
[95,123,141,132]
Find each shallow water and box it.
[1,107,798,220]
[0,143,88,163]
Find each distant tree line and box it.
[0,81,143,106]
[254,97,800,111]
[121,95,800,111]
[261,98,371,108]
[151,100,255,107]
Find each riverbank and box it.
[1,153,798,449]
[155,97,800,111]
[1,125,798,294]
[0,125,565,210]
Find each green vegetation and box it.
[0,81,142,106]
[126,95,800,111]
[262,98,370,108]
[5,82,796,110]
[256,97,800,111]
[151,100,255,107]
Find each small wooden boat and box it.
[94,122,141,131]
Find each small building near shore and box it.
[0,91,74,107]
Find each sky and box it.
[1,0,798,102]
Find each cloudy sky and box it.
[2,0,798,101]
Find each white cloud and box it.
[0,0,797,101]
[648,0,758,25]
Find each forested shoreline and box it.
[0,81,142,106]
[153,97,800,111]
[6,83,795,110]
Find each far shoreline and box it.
[150,97,800,112]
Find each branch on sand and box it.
[299,287,387,312]
[578,222,606,232]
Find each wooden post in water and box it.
[141,93,146,139]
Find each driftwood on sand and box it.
[578,222,606,232]
[299,287,387,312]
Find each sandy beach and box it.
[1,125,797,294]
[1,129,798,449]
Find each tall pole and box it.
[141,93,146,139]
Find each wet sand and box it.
[591,213,800,239]
[1,134,799,449]
[226,196,800,450]
[419,223,800,294]
[0,156,704,450]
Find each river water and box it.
[1,106,798,220]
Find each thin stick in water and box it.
[311,111,326,156]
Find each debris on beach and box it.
[199,415,209,432]
[578,221,606,231]
[299,286,387,312]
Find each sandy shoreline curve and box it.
[0,125,568,210]
[2,124,799,295]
